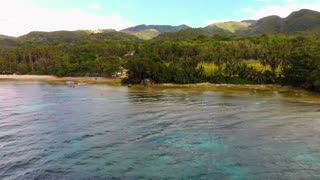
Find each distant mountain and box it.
[82,29,116,34]
[156,22,249,40]
[157,9,320,40]
[90,31,139,41]
[0,8,319,44]
[18,30,138,44]
[243,15,283,35]
[244,9,320,35]
[206,21,252,33]
[282,9,320,33]
[156,28,209,40]
[121,24,190,33]
[0,34,14,40]
[121,24,190,39]
[0,35,17,47]
[131,29,161,40]
[19,31,89,43]
[242,20,257,24]
[0,30,140,46]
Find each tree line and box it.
[0,35,319,91]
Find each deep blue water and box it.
[0,81,320,179]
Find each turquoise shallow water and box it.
[0,81,320,179]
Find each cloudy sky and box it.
[1,0,320,36]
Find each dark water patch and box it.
[16,168,71,180]
[0,134,15,142]
[0,126,24,137]
[63,132,107,145]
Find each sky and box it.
[1,0,320,36]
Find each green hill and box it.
[132,29,161,40]
[121,24,190,39]
[121,24,190,33]
[207,21,252,33]
[0,35,17,47]
[244,15,283,35]
[19,31,89,43]
[157,9,320,40]
[0,39,17,47]
[90,31,139,41]
[282,9,320,33]
[0,35,14,40]
[156,28,209,40]
[0,8,319,43]
[18,30,138,44]
[243,9,320,35]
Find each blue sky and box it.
[1,0,320,36]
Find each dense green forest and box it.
[0,33,320,91]
[124,35,320,91]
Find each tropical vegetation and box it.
[0,9,320,91]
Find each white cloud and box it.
[240,8,255,13]
[283,0,297,3]
[244,3,320,20]
[0,0,134,36]
[204,1,320,26]
[88,3,101,10]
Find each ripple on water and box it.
[0,82,320,179]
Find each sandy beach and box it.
[0,75,288,88]
[0,75,122,85]
[0,75,309,93]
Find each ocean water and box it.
[0,81,320,179]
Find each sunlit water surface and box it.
[0,81,320,179]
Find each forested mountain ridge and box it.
[121,24,190,33]
[158,9,320,39]
[0,9,318,42]
[18,30,139,44]
[0,34,17,47]
[282,9,320,32]
[120,24,190,40]
[131,29,161,40]
[243,9,320,35]
[0,35,14,39]
[206,21,252,33]
[0,30,139,47]
[240,15,283,35]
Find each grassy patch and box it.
[198,62,219,76]
[214,22,251,33]
[132,29,161,40]
[246,60,269,72]
[199,60,282,76]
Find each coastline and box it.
[1,75,319,103]
[129,82,286,89]
[0,75,313,92]
[0,75,122,85]
[0,75,273,86]
[156,82,282,88]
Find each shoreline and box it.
[0,75,122,85]
[0,75,315,92]
[155,82,283,88]
[0,75,274,86]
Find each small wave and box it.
[63,131,109,144]
[17,103,56,114]
[0,134,14,142]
